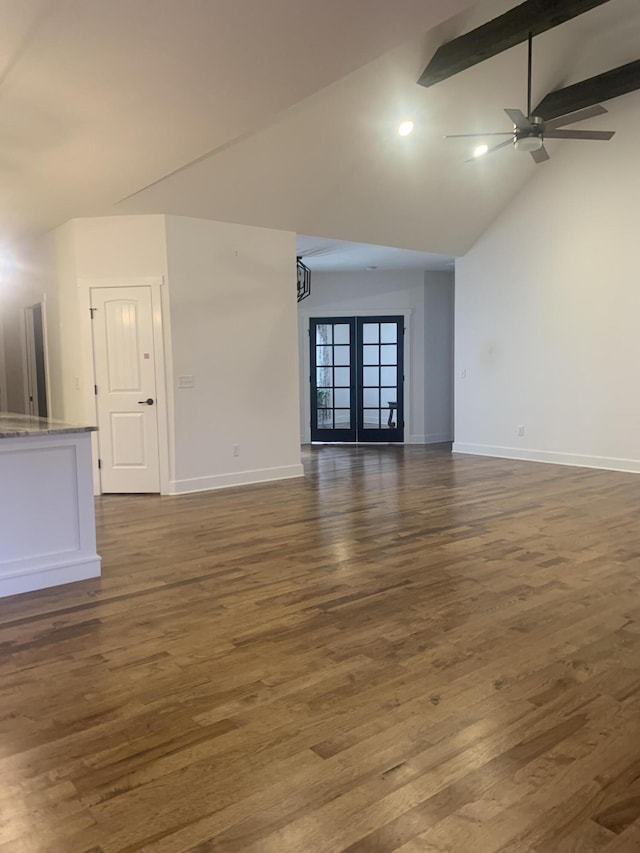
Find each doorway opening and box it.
[310,315,404,443]
[24,303,48,418]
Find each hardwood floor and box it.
[2,445,640,852]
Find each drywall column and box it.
[164,215,303,492]
[425,271,454,443]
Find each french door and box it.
[310,316,404,443]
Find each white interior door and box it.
[91,286,160,493]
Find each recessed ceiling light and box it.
[398,120,414,137]
[473,144,489,158]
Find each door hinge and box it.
[94,384,98,395]
[89,307,96,319]
[97,458,102,469]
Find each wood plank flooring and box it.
[2,445,640,852]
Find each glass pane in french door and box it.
[310,318,356,441]
[357,317,403,442]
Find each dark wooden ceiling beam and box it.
[418,0,613,88]
[533,60,640,118]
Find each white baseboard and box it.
[0,556,101,599]
[408,434,452,444]
[452,443,640,474]
[425,433,452,444]
[169,463,305,495]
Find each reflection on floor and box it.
[2,443,640,850]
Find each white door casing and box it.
[91,286,160,493]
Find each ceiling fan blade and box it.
[544,129,615,140]
[465,138,512,162]
[544,104,607,131]
[530,145,550,164]
[505,108,532,130]
[445,132,513,138]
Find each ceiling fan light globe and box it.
[514,135,544,152]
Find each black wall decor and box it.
[297,257,311,303]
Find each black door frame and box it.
[355,316,404,443]
[310,317,357,442]
[309,314,404,444]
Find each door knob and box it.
[138,398,154,405]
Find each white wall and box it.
[165,215,303,492]
[71,214,171,431]
[73,215,168,281]
[1,230,61,417]
[454,96,640,472]
[297,269,455,444]
[3,213,302,494]
[1,216,171,493]
[425,271,454,443]
[50,222,82,424]
[0,216,169,423]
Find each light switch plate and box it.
[177,375,195,389]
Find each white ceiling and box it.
[114,0,640,257]
[296,235,454,272]
[2,0,640,262]
[0,0,475,244]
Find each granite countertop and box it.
[0,413,97,438]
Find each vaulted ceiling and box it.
[0,0,474,244]
[3,0,640,257]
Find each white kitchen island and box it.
[0,413,101,598]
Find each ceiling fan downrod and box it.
[527,31,533,119]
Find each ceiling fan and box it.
[446,32,616,163]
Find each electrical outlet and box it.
[460,368,467,379]
[232,444,240,457]
[517,425,525,437]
